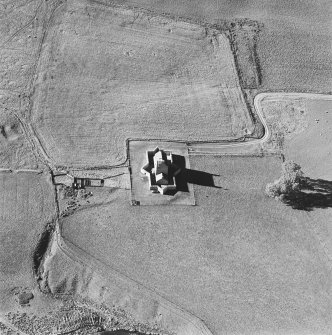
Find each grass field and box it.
[0,171,55,315]
[61,155,332,335]
[31,0,253,167]
[283,98,332,262]
[259,94,332,280]
[284,99,332,180]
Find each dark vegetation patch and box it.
[11,287,35,306]
[18,291,34,306]
[227,19,263,89]
[33,222,54,276]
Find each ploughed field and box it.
[31,0,253,167]
[61,155,331,335]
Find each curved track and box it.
[188,92,332,155]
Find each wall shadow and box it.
[283,177,332,211]
[170,154,221,195]
[172,154,189,193]
[182,169,221,188]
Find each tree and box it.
[265,161,304,200]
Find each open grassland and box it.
[61,155,332,335]
[0,172,55,315]
[262,96,332,262]
[283,99,332,180]
[117,0,332,93]
[31,0,253,167]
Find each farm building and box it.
[53,173,74,187]
[73,177,104,189]
[141,147,181,195]
[52,173,104,189]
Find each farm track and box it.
[13,112,55,170]
[188,92,332,155]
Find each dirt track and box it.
[188,93,332,155]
